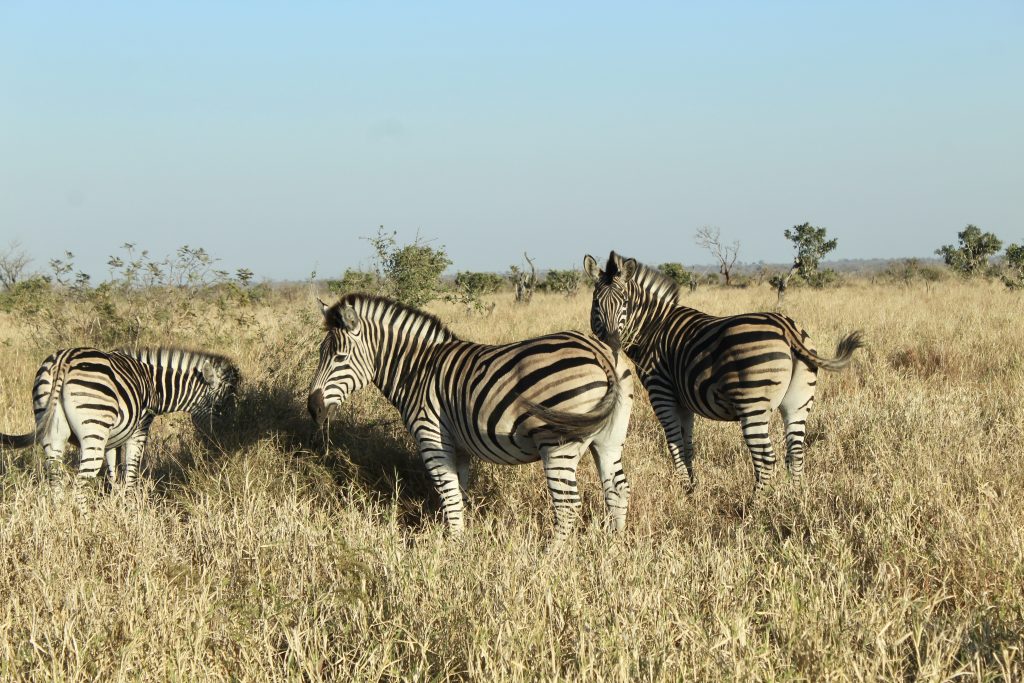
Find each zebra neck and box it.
[624,296,675,351]
[132,349,205,414]
[153,375,203,414]
[626,304,701,380]
[372,345,436,421]
[365,312,453,420]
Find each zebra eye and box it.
[334,353,349,363]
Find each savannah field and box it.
[0,277,1022,681]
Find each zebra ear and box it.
[318,298,330,318]
[583,254,602,282]
[197,360,218,385]
[621,257,638,279]
[340,305,360,331]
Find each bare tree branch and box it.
[0,241,32,290]
[694,226,740,286]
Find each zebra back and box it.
[126,348,239,417]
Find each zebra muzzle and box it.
[307,389,327,425]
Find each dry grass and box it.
[1,280,1022,681]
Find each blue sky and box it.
[2,1,1021,280]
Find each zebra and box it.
[583,251,863,494]
[307,294,634,542]
[0,347,239,503]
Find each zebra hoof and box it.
[606,515,627,533]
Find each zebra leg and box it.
[104,447,120,489]
[589,379,632,532]
[779,363,817,481]
[75,431,111,509]
[122,429,151,488]
[589,443,630,532]
[456,450,472,508]
[41,413,72,488]
[739,406,777,493]
[418,443,466,535]
[651,395,697,489]
[541,442,585,543]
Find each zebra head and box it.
[308,298,371,425]
[190,357,241,422]
[584,251,639,351]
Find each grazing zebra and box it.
[0,347,239,503]
[584,251,863,493]
[308,294,633,542]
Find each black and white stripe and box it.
[1,347,239,502]
[307,294,634,542]
[584,251,863,493]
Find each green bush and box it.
[328,269,380,296]
[365,227,451,308]
[454,272,505,297]
[937,225,1002,278]
[0,275,51,314]
[657,263,693,287]
[544,269,583,297]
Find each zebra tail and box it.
[795,330,866,372]
[0,432,35,449]
[7,356,72,450]
[522,376,622,442]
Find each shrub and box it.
[657,263,693,288]
[937,225,1002,277]
[544,269,583,297]
[328,269,380,296]
[366,227,451,308]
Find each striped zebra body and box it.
[1,347,238,503]
[307,294,633,541]
[584,251,863,493]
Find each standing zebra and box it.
[584,251,863,493]
[1,347,239,504]
[308,294,633,542]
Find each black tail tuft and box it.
[0,433,35,450]
[816,330,866,372]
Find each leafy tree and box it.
[694,226,739,285]
[657,262,693,288]
[1001,243,1024,289]
[365,226,451,307]
[936,225,1003,277]
[769,223,840,306]
[784,222,838,287]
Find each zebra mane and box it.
[325,293,460,341]
[125,347,239,374]
[628,260,680,306]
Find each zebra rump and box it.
[518,372,624,442]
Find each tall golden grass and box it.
[0,280,1022,681]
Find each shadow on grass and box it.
[146,383,440,533]
[313,409,437,533]
[146,382,316,493]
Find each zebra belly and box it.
[457,434,543,465]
